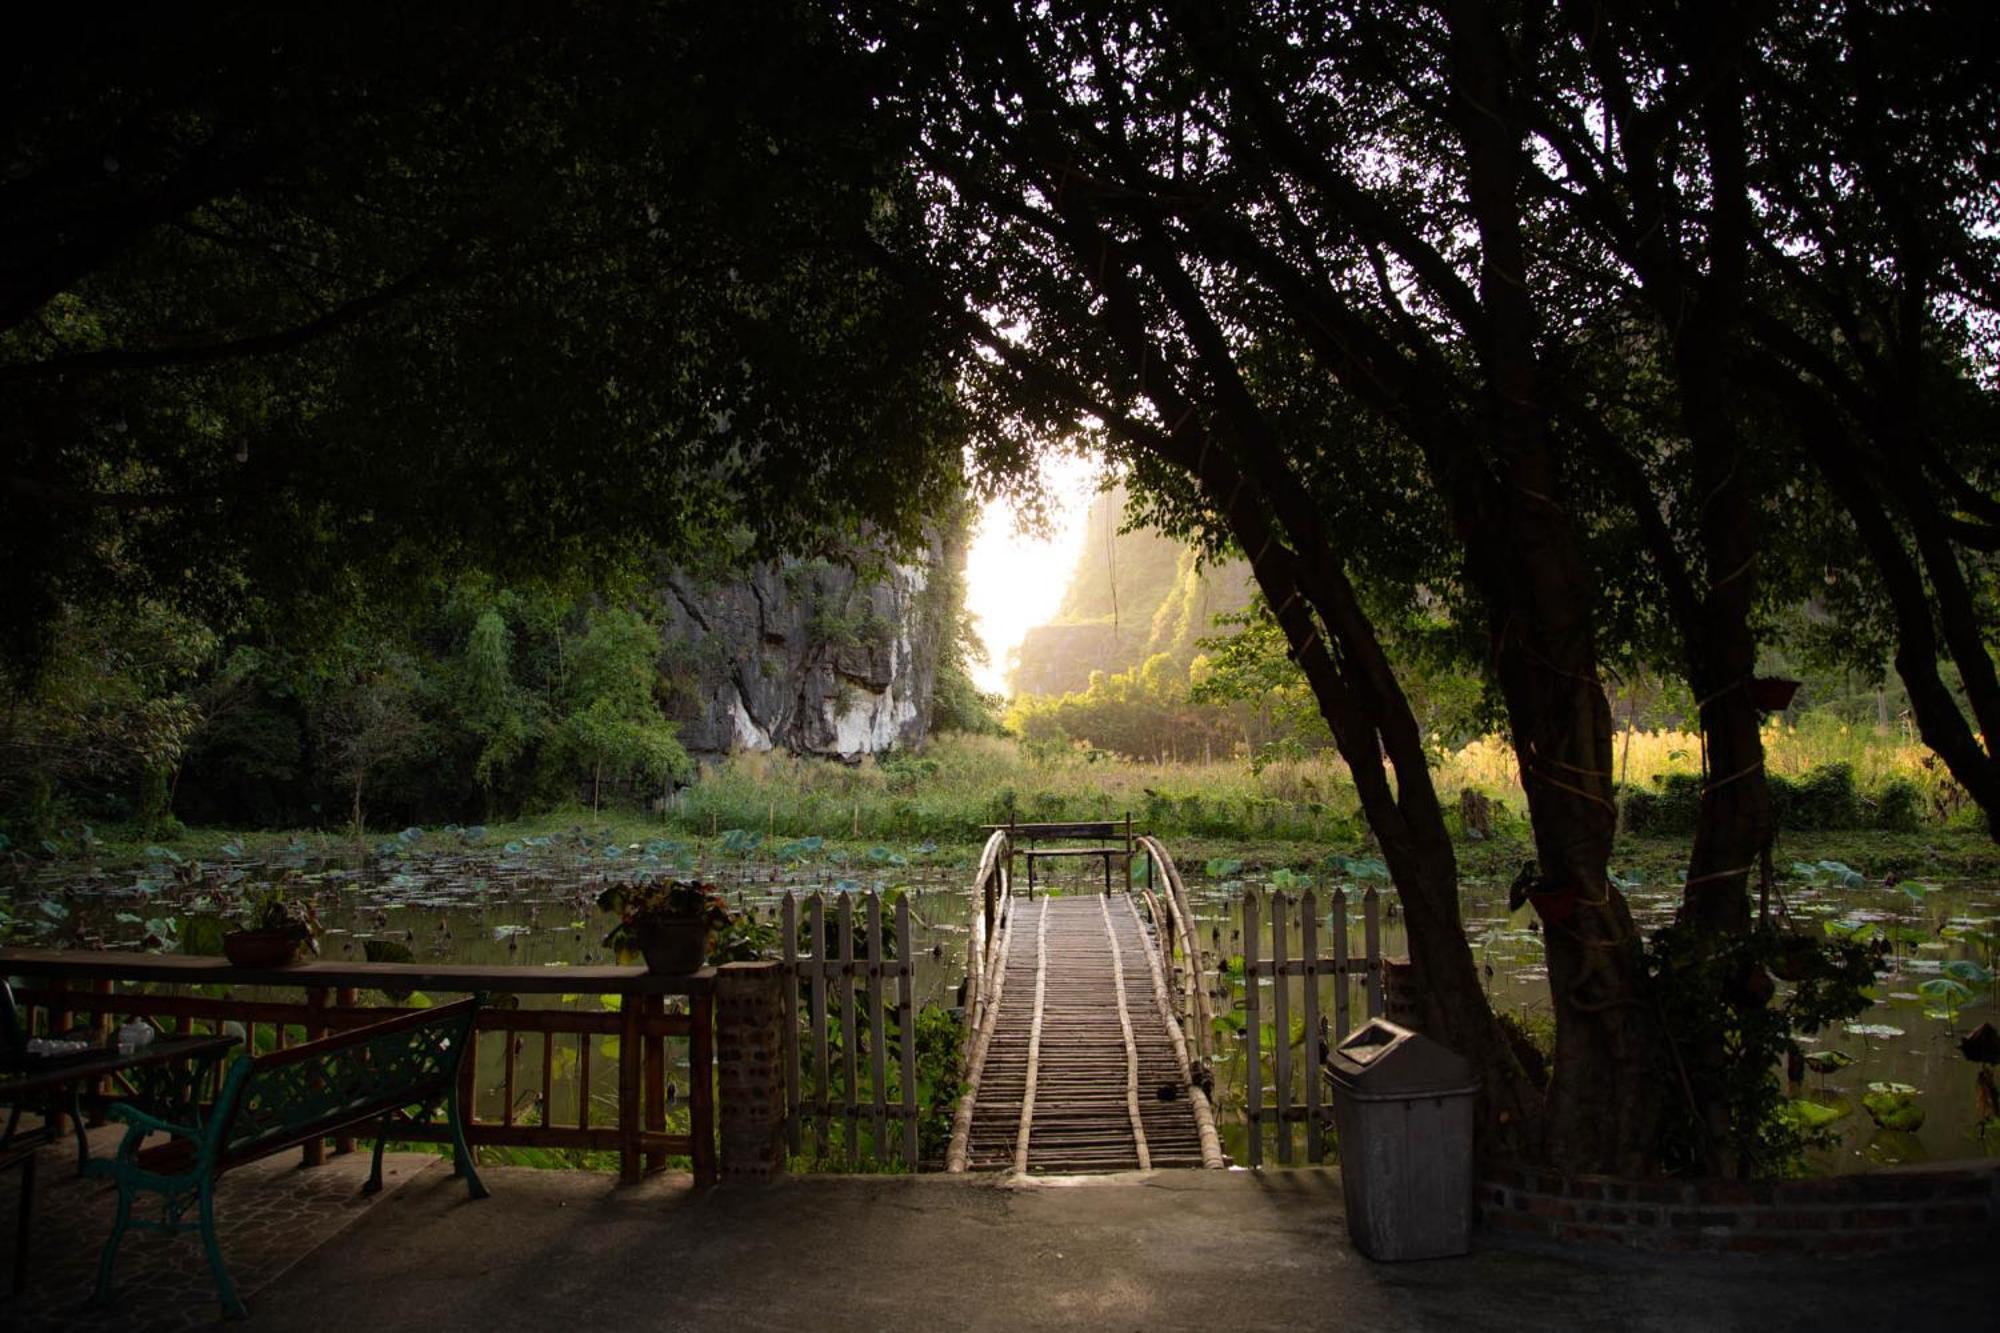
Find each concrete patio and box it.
[4,1130,1995,1331]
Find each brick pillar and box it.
[715,961,787,1181]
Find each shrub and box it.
[1871,778,1924,833]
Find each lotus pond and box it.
[3,825,1994,1173]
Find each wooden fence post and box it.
[334,986,358,1154]
[781,894,802,1155]
[867,892,888,1157]
[1363,888,1385,1018]
[1300,891,1323,1164]
[1271,891,1292,1166]
[302,987,328,1166]
[895,894,919,1168]
[1243,890,1262,1169]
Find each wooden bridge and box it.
[948,827,1223,1173]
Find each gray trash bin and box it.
[1323,1018,1480,1261]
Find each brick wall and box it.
[715,961,787,1181]
[1478,1160,2000,1256]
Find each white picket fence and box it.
[779,889,921,1169]
[1242,886,1385,1168]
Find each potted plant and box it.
[597,878,730,974]
[224,887,322,968]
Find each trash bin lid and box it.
[1324,1018,1480,1100]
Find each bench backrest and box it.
[982,818,1134,845]
[210,996,482,1165]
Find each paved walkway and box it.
[8,1136,1995,1331]
[1,1128,433,1333]
[251,1165,1989,1333]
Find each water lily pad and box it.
[1803,1049,1854,1074]
[1861,1082,1926,1132]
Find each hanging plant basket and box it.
[1749,677,1801,712]
[223,929,301,969]
[636,919,710,975]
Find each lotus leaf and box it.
[1861,1082,1926,1132]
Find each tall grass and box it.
[1437,715,1946,796]
[666,735,1363,843]
[671,718,1965,847]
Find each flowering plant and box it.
[239,886,323,955]
[596,878,731,952]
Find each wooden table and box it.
[0,1034,238,1296]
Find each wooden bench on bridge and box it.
[88,996,488,1319]
[982,817,1137,896]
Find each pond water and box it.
[4,829,1994,1172]
[1176,856,1999,1174]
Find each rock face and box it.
[653,544,948,759]
[1011,487,1254,696]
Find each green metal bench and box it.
[87,995,488,1319]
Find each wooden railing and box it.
[778,888,920,1169]
[1133,835,1222,1164]
[1241,886,1384,1168]
[0,949,716,1185]
[962,828,1012,1038]
[945,829,1012,1170]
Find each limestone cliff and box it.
[652,536,954,759]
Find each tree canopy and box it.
[2,2,967,676]
[5,0,1995,1178]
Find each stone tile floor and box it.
[0,1123,438,1332]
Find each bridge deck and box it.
[963,896,1209,1173]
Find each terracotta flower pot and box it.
[223,929,300,968]
[636,919,710,975]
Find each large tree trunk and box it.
[1446,0,1660,1173]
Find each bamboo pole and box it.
[1121,895,1222,1167]
[947,879,1017,1172]
[1012,898,1050,1175]
[1099,895,1150,1171]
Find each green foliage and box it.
[1010,651,1251,764]
[2,4,969,679]
[910,1004,966,1165]
[1622,762,1929,835]
[1646,925,1879,1176]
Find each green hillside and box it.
[1012,487,1254,696]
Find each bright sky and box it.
[962,452,1104,697]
